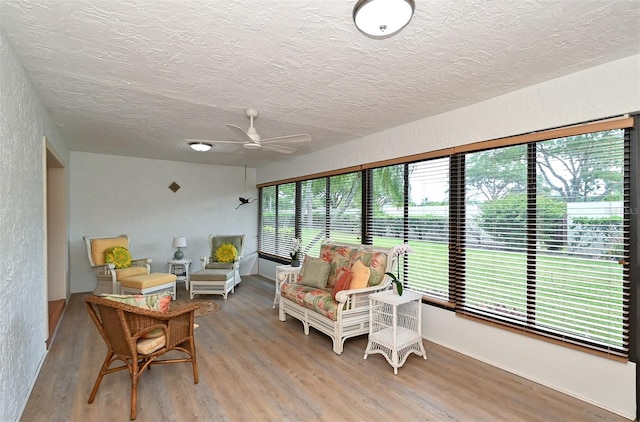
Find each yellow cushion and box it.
[104,246,132,269]
[349,259,370,289]
[120,273,176,289]
[136,323,199,353]
[137,335,166,355]
[91,237,128,265]
[215,243,237,263]
[114,266,148,281]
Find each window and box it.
[299,178,326,258]
[258,117,634,358]
[407,159,450,302]
[367,160,451,302]
[259,183,296,258]
[259,185,276,256]
[327,172,362,244]
[455,129,629,356]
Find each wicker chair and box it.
[84,295,199,420]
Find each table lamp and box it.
[172,237,187,259]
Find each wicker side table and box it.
[168,259,192,290]
[364,290,427,374]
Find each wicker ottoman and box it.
[190,269,236,299]
[120,273,177,299]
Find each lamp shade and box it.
[172,237,187,248]
[353,0,415,39]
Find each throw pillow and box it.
[349,259,370,289]
[215,243,238,263]
[99,292,172,339]
[331,267,353,300]
[299,256,331,289]
[104,246,132,269]
[99,292,171,313]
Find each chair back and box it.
[209,234,245,262]
[85,296,136,357]
[84,234,130,266]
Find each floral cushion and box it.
[99,293,172,339]
[281,283,338,321]
[350,248,388,286]
[319,243,357,287]
[99,292,171,313]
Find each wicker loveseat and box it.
[279,240,397,354]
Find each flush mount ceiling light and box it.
[353,0,415,39]
[189,141,212,152]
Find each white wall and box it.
[257,54,640,419]
[0,30,70,422]
[69,152,258,293]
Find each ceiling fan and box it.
[187,108,311,154]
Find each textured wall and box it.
[258,55,640,184]
[69,152,258,293]
[256,55,640,418]
[0,30,69,422]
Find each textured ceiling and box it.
[1,0,639,167]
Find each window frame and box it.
[257,116,636,359]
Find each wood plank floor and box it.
[23,276,630,422]
[46,299,65,349]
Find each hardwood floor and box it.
[23,276,629,421]
[46,299,65,349]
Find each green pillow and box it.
[104,246,132,269]
[215,243,237,263]
[299,256,331,289]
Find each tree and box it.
[372,164,404,210]
[477,193,567,250]
[536,130,624,201]
[465,146,527,202]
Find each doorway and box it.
[46,144,67,348]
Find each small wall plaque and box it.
[169,182,181,192]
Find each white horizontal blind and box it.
[259,185,277,255]
[456,129,629,356]
[299,178,327,259]
[369,164,405,249]
[406,158,451,301]
[461,145,529,322]
[275,183,296,258]
[533,130,628,354]
[327,172,362,244]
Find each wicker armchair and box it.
[84,295,199,420]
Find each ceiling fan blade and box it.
[261,133,311,144]
[185,138,245,145]
[262,144,296,154]
[225,124,254,143]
